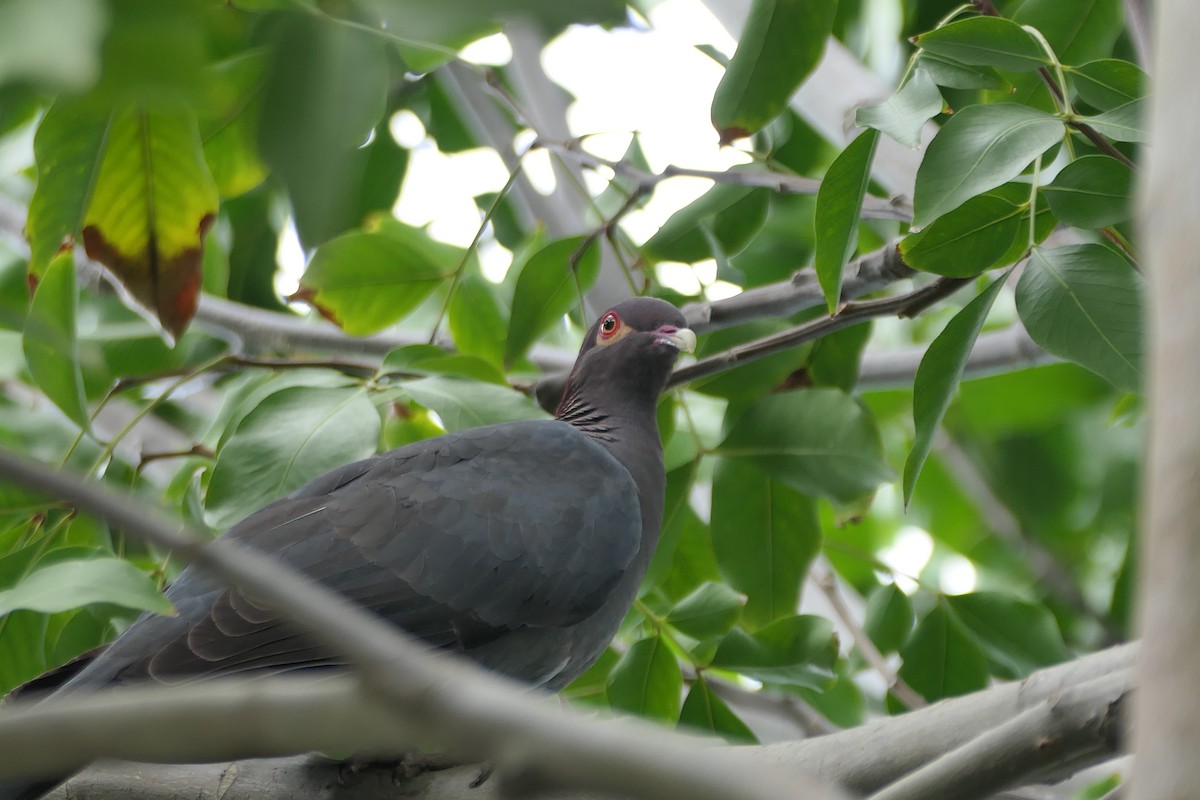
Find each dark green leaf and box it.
[913,17,1048,72]
[711,0,837,142]
[814,129,879,313]
[1042,155,1133,228]
[806,322,871,391]
[913,104,1065,228]
[718,389,892,504]
[667,582,746,639]
[678,677,758,743]
[901,194,1022,276]
[505,236,600,364]
[711,458,819,629]
[606,635,683,722]
[0,558,172,616]
[1067,59,1147,111]
[0,611,48,694]
[856,69,943,148]
[709,615,837,689]
[23,252,89,429]
[381,346,507,386]
[898,603,989,701]
[689,320,810,402]
[259,13,388,246]
[297,228,457,336]
[400,376,547,431]
[642,184,770,264]
[864,583,914,654]
[947,591,1069,678]
[1077,98,1145,143]
[206,386,380,529]
[1012,0,1122,65]
[904,273,1008,505]
[1016,244,1144,392]
[25,97,111,276]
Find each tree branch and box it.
[20,642,1137,800]
[0,448,840,800]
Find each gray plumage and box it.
[0,297,694,800]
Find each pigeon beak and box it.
[655,326,697,354]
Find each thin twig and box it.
[812,568,927,710]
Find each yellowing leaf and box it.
[81,105,219,339]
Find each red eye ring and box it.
[599,311,621,339]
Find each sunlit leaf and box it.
[81,104,219,339]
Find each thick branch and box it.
[20,642,1137,800]
[0,448,838,800]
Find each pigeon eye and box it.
[599,312,621,339]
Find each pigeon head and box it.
[557,298,695,425]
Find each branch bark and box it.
[14,642,1136,800]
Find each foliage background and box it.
[0,0,1145,795]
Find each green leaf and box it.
[641,184,769,264]
[814,129,879,313]
[259,13,388,246]
[718,388,892,505]
[856,69,943,149]
[380,346,507,386]
[448,274,508,368]
[23,252,89,429]
[913,104,1065,228]
[901,194,1022,276]
[1012,0,1122,65]
[863,584,914,654]
[25,97,111,278]
[678,677,758,743]
[297,228,457,336]
[806,322,871,391]
[903,274,1008,505]
[206,386,380,530]
[913,17,1048,72]
[1067,59,1146,111]
[689,320,810,403]
[0,611,48,694]
[400,375,547,431]
[0,558,172,617]
[505,236,600,364]
[1042,155,1133,229]
[710,0,837,142]
[947,591,1069,678]
[667,582,746,639]
[711,458,819,629]
[709,615,837,689]
[898,603,989,701]
[918,52,1006,91]
[606,635,683,722]
[1016,244,1144,392]
[81,104,219,339]
[199,52,270,198]
[1077,98,1146,143]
